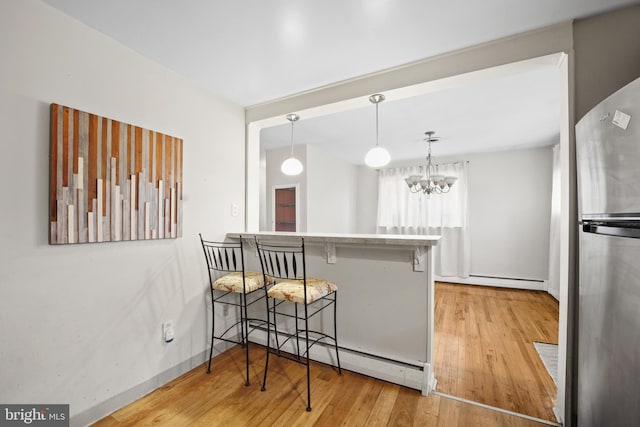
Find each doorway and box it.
[273,185,298,232]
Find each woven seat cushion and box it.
[212,271,266,293]
[267,278,337,304]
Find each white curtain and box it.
[547,144,561,300]
[377,162,470,278]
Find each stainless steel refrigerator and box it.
[576,77,640,427]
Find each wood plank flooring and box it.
[434,282,559,422]
[93,343,549,426]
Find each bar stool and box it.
[199,234,268,386]
[255,237,341,411]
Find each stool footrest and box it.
[268,328,339,359]
[214,317,268,343]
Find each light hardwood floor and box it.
[93,343,549,427]
[434,282,559,422]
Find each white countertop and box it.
[227,231,440,247]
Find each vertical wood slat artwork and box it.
[49,104,183,245]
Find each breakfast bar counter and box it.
[227,231,440,394]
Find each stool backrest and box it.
[255,237,306,282]
[199,234,245,275]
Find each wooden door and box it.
[274,187,296,232]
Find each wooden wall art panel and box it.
[49,104,183,244]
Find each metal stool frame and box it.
[199,234,268,386]
[255,237,341,411]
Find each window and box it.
[376,161,470,278]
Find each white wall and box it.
[262,144,359,233]
[356,166,379,234]
[0,1,245,424]
[259,147,268,230]
[460,146,553,281]
[264,145,308,231]
[306,145,358,233]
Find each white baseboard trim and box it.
[436,275,546,291]
[432,392,561,426]
[70,349,211,427]
[552,406,563,424]
[248,328,433,395]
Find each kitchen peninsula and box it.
[226,231,440,395]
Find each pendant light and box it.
[364,94,391,168]
[281,113,303,176]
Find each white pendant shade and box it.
[281,156,303,175]
[364,146,390,168]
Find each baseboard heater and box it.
[470,274,544,282]
[436,274,547,291]
[247,322,432,394]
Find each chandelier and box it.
[405,131,457,195]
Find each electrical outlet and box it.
[231,204,239,217]
[223,304,229,316]
[163,321,174,343]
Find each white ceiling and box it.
[260,60,563,164]
[42,0,638,163]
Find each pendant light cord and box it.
[375,102,379,148]
[286,113,299,157]
[290,119,294,156]
[427,138,432,178]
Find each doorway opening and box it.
[273,185,298,232]
[247,51,571,425]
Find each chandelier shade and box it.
[281,113,303,176]
[406,131,457,195]
[365,94,390,168]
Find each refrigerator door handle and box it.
[583,222,640,239]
